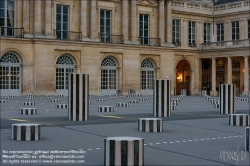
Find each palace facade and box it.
[0,0,249,96]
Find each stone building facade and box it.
[0,0,249,96]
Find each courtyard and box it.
[0,94,249,165]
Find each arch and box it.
[141,58,155,68]
[101,56,118,67]
[56,54,76,96]
[56,54,76,65]
[0,51,22,96]
[140,58,155,95]
[175,57,193,71]
[101,56,118,95]
[0,51,23,63]
[175,59,192,95]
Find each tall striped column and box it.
[153,79,171,117]
[104,137,144,166]
[246,127,250,151]
[68,74,89,121]
[219,84,235,114]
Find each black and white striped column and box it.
[68,74,89,121]
[11,123,41,141]
[246,127,250,151]
[104,137,144,166]
[153,79,171,117]
[98,106,114,112]
[228,114,249,126]
[19,108,37,115]
[219,84,235,114]
[138,118,162,132]
[116,103,129,107]
[57,104,68,108]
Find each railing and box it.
[201,39,250,49]
[99,34,124,44]
[214,0,244,5]
[0,27,24,38]
[54,30,82,41]
[139,37,161,46]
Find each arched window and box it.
[101,57,118,95]
[56,54,75,96]
[0,51,22,96]
[140,58,155,95]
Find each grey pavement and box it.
[1,95,250,165]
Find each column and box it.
[45,0,53,38]
[81,0,88,39]
[122,0,128,41]
[153,79,171,117]
[68,74,89,121]
[166,0,172,44]
[159,0,165,44]
[16,0,22,28]
[90,0,97,40]
[210,58,218,96]
[34,0,42,35]
[190,70,194,95]
[131,0,138,43]
[219,84,235,114]
[243,56,249,94]
[227,57,232,84]
[22,0,30,34]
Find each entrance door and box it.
[0,52,22,96]
[56,54,76,96]
[101,57,118,95]
[141,59,155,95]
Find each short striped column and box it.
[219,84,235,114]
[214,103,220,108]
[68,74,89,121]
[97,99,106,101]
[50,99,60,102]
[0,100,7,103]
[23,102,35,106]
[57,104,68,108]
[129,100,138,104]
[171,102,176,110]
[181,89,187,96]
[138,118,162,132]
[19,108,37,115]
[245,127,250,151]
[104,137,144,166]
[11,123,41,141]
[109,97,117,99]
[116,103,129,107]
[25,98,34,100]
[27,95,33,98]
[98,106,114,112]
[228,114,249,126]
[241,98,249,102]
[137,98,146,101]
[153,79,171,117]
[201,90,207,96]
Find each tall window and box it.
[56,5,69,39]
[232,21,239,40]
[248,20,250,39]
[139,14,149,45]
[188,21,196,47]
[172,19,180,46]
[100,10,111,42]
[0,0,15,36]
[217,23,224,42]
[204,23,211,43]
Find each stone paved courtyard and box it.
[1,95,250,165]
